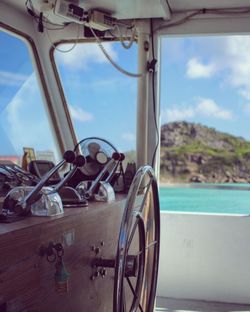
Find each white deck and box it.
[156,297,250,312]
[157,212,250,306]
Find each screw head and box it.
[94,271,100,277]
[100,268,107,277]
[95,247,101,254]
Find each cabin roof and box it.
[4,0,250,21]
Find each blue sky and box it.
[0,31,56,156]
[160,36,250,140]
[55,42,138,152]
[1,29,250,158]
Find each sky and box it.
[1,29,250,158]
[55,41,138,152]
[0,31,57,157]
[160,35,250,140]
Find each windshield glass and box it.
[0,29,58,165]
[54,41,137,162]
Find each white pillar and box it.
[136,22,150,169]
[147,30,161,177]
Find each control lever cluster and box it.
[3,151,86,216]
[76,152,125,202]
[2,149,124,217]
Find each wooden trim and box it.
[0,21,65,154]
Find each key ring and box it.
[39,241,65,263]
[54,243,64,257]
[47,252,57,263]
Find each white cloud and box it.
[122,132,136,142]
[223,37,250,100]
[69,105,94,122]
[196,98,233,120]
[0,70,29,86]
[57,43,117,70]
[162,106,195,122]
[162,97,233,123]
[184,36,250,101]
[186,58,217,79]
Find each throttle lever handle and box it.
[15,150,75,214]
[105,153,125,184]
[84,152,121,199]
[50,155,86,194]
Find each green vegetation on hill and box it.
[160,121,250,183]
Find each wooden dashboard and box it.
[0,196,126,312]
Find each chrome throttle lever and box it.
[84,152,120,200]
[6,150,75,216]
[105,153,125,184]
[50,155,86,194]
[49,155,88,208]
[77,152,122,202]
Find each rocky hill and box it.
[160,121,250,183]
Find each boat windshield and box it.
[0,28,58,165]
[53,41,137,163]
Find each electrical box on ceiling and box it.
[87,10,117,31]
[54,0,88,23]
[54,0,116,30]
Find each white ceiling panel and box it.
[3,0,250,21]
[78,0,169,19]
[168,0,250,12]
[3,0,170,19]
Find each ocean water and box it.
[159,184,250,214]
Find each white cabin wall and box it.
[158,212,250,304]
[0,2,36,39]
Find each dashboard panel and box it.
[0,162,39,196]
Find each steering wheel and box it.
[93,165,160,311]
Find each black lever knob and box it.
[74,155,86,167]
[119,153,125,161]
[112,152,121,161]
[63,150,75,163]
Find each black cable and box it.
[207,8,250,14]
[38,12,44,33]
[150,19,160,169]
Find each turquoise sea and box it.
[159,184,250,214]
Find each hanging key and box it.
[54,256,70,293]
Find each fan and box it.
[70,137,118,187]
